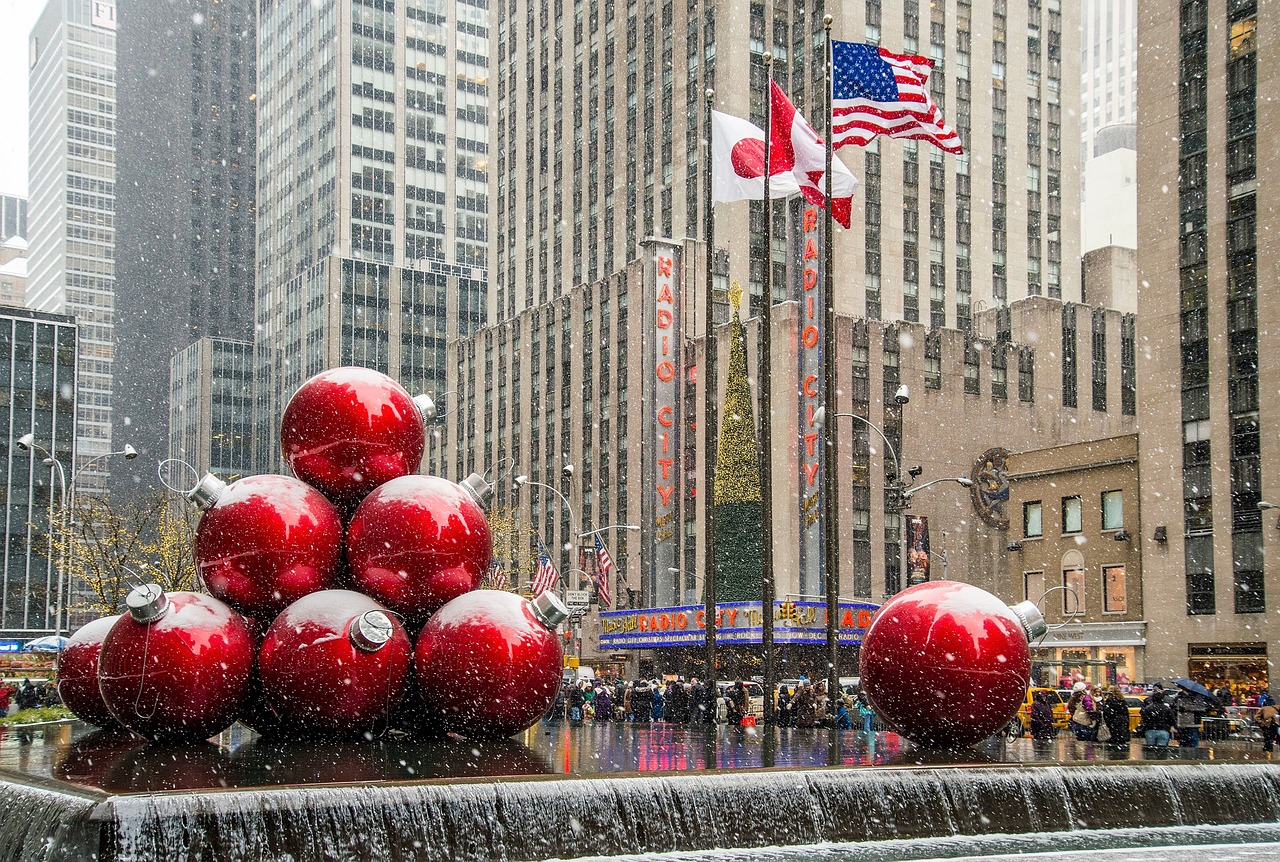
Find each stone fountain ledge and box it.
[4,759,1280,862]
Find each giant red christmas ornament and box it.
[415,590,568,738]
[257,590,412,736]
[860,580,1045,747]
[280,367,428,508]
[58,615,122,728]
[189,473,344,621]
[347,473,494,624]
[98,586,255,740]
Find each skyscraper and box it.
[0,195,27,243]
[1080,0,1137,162]
[112,0,258,482]
[27,0,117,496]
[491,1,1080,328]
[252,0,489,472]
[1137,0,1274,685]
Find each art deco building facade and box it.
[0,307,77,639]
[443,236,1137,675]
[492,1,1081,331]
[1136,0,1276,692]
[113,0,258,479]
[27,0,117,496]
[252,0,489,471]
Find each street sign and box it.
[565,590,591,610]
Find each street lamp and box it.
[16,434,139,640]
[578,524,639,538]
[514,471,578,598]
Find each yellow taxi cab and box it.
[1014,687,1069,735]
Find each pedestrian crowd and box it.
[0,678,59,716]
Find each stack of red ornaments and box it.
[60,367,569,741]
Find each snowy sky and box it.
[0,0,46,198]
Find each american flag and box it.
[830,41,964,154]
[532,538,559,596]
[593,534,614,608]
[482,559,507,591]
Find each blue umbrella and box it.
[1174,677,1216,700]
[22,635,68,653]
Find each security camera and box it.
[908,465,923,478]
[894,384,910,405]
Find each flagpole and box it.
[702,86,719,725]
[821,14,841,705]
[759,52,777,731]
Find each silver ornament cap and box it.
[186,473,227,511]
[349,610,395,652]
[126,583,170,624]
[1009,600,1048,642]
[413,393,438,424]
[460,472,493,510]
[529,592,570,630]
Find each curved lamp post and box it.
[16,434,138,640]
[514,466,577,598]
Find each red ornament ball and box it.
[860,580,1033,747]
[347,475,493,624]
[257,590,412,737]
[280,366,426,508]
[415,590,568,738]
[193,473,344,621]
[98,587,255,740]
[58,615,122,728]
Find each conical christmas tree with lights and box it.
[713,282,763,602]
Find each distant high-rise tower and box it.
[0,195,27,243]
[252,0,490,472]
[493,1,1081,329]
[1080,0,1137,162]
[27,0,117,496]
[113,0,258,485]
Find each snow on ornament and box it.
[346,473,494,625]
[860,580,1046,748]
[415,590,569,738]
[189,473,344,621]
[280,366,429,510]
[98,585,255,740]
[257,590,412,737]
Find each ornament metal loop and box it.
[157,458,201,497]
[1033,586,1084,645]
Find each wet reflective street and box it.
[0,720,1265,795]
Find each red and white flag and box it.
[711,88,858,228]
[593,534,614,608]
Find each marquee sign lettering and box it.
[599,600,880,650]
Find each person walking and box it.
[1257,697,1278,754]
[568,683,586,723]
[856,691,876,735]
[1139,690,1176,748]
[777,686,794,728]
[795,683,817,729]
[632,680,653,722]
[1174,688,1210,748]
[1099,687,1132,748]
[651,681,665,721]
[1029,689,1057,740]
[1067,682,1099,742]
[594,684,613,722]
[834,700,853,729]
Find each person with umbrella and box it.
[1172,678,1217,749]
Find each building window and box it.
[1024,570,1045,604]
[1103,564,1127,613]
[924,332,941,389]
[1101,490,1123,531]
[1062,496,1082,534]
[1061,304,1077,408]
[963,341,980,394]
[1187,572,1215,615]
[1018,346,1035,402]
[1234,570,1264,614]
[1063,567,1085,614]
[1024,501,1043,538]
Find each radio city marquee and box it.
[599,600,880,650]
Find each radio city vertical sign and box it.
[642,239,682,606]
[793,204,823,598]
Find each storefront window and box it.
[1188,643,1269,703]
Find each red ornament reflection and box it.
[860,580,1031,747]
[280,367,425,508]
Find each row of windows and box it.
[1023,565,1128,615]
[1023,490,1124,538]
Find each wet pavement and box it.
[0,719,1270,795]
